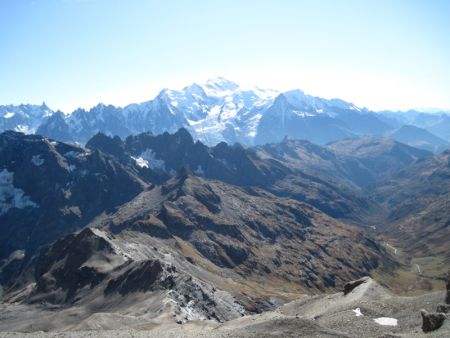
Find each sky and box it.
[1,0,450,113]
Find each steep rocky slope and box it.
[0,171,398,332]
[0,131,147,283]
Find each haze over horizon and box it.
[1,0,450,113]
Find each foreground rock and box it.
[2,277,450,337]
[420,309,446,333]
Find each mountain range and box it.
[1,78,449,153]
[0,128,449,336]
[1,81,450,336]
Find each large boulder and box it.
[421,309,446,333]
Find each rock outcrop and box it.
[421,309,446,333]
[343,276,370,295]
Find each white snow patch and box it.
[131,156,149,168]
[31,155,44,166]
[373,317,398,326]
[352,308,363,317]
[0,169,38,216]
[4,112,15,119]
[139,149,166,171]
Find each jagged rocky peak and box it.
[172,127,194,144]
[86,132,126,158]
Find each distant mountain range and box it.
[1,77,449,152]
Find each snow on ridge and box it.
[1,79,278,146]
[14,125,34,134]
[131,156,149,168]
[65,150,90,159]
[0,169,38,216]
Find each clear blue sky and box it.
[1,0,449,112]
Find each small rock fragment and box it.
[436,304,450,313]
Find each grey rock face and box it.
[0,131,146,266]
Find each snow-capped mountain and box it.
[122,77,278,145]
[1,78,449,151]
[0,103,52,134]
[34,77,280,145]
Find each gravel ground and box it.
[1,278,449,338]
